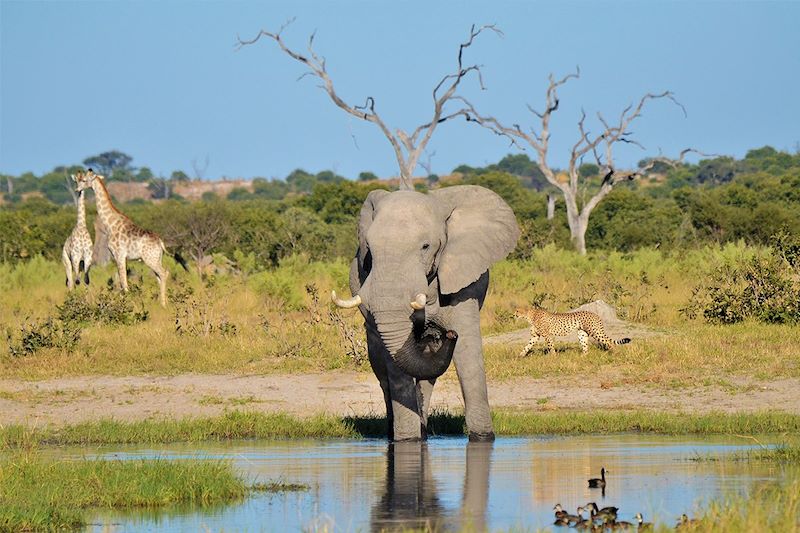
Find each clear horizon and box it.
[1,1,798,180]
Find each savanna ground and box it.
[1,243,798,426]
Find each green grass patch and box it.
[491,410,800,436]
[685,479,800,533]
[693,443,800,464]
[0,453,247,532]
[3,410,800,448]
[0,411,358,448]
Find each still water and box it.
[77,435,796,532]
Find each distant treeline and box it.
[2,146,799,266]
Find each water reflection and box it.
[371,441,492,532]
[78,435,798,532]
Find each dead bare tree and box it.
[63,173,78,207]
[237,20,501,190]
[459,69,705,254]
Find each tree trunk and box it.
[5,176,12,195]
[563,193,588,255]
[399,166,414,191]
[546,194,556,220]
[572,224,587,255]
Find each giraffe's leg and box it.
[578,330,589,354]
[144,254,169,307]
[63,250,74,290]
[73,254,82,286]
[83,253,92,285]
[116,256,129,292]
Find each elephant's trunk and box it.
[394,325,458,381]
[364,274,456,380]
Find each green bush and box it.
[7,316,82,357]
[57,288,149,326]
[682,250,800,324]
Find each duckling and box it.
[553,503,568,520]
[634,513,652,531]
[588,467,607,488]
[676,514,700,529]
[575,510,596,531]
[553,506,583,526]
[570,506,588,527]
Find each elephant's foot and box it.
[392,435,426,443]
[468,431,496,442]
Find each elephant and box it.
[332,185,520,442]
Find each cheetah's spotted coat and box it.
[514,306,631,356]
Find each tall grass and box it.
[2,244,799,386]
[0,453,247,531]
[686,479,800,533]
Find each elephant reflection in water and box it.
[370,441,493,532]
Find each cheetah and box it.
[513,306,631,356]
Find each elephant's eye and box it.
[421,243,430,251]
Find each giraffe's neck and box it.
[76,190,87,228]
[91,179,124,230]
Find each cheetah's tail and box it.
[614,338,631,345]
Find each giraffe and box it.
[75,169,172,306]
[62,174,93,290]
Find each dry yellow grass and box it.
[2,245,798,388]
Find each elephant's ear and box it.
[431,185,520,295]
[358,189,390,266]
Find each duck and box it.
[676,514,700,529]
[554,506,583,527]
[609,519,634,530]
[586,502,619,515]
[634,513,652,531]
[588,467,608,488]
[553,503,568,520]
[585,502,618,524]
[570,506,588,527]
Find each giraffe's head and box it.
[74,169,104,192]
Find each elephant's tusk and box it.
[410,293,427,310]
[331,290,362,309]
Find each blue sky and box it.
[1,1,798,180]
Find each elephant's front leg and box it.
[365,318,423,441]
[365,323,394,441]
[449,298,494,441]
[386,357,425,441]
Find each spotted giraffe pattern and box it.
[513,306,631,356]
[75,170,171,306]
[62,186,93,289]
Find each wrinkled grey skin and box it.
[348,185,519,442]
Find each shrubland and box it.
[2,146,800,385]
[1,242,799,388]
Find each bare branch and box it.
[461,64,698,254]
[239,21,498,189]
